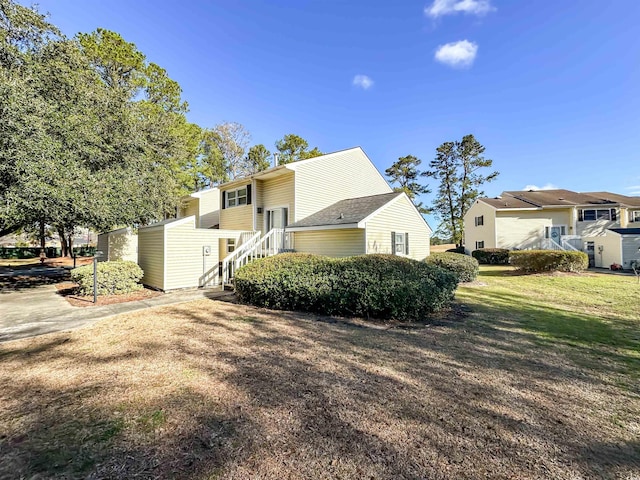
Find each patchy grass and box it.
[0,268,639,479]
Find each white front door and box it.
[545,225,566,243]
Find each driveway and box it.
[0,265,233,342]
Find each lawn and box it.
[0,267,639,479]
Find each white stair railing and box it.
[221,228,293,286]
[541,238,564,250]
[220,231,260,286]
[561,239,580,251]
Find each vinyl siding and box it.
[180,200,198,223]
[164,222,221,290]
[105,230,138,262]
[198,189,220,228]
[138,226,165,290]
[219,184,253,231]
[495,209,572,249]
[463,201,497,254]
[621,234,640,268]
[365,196,431,260]
[584,232,622,268]
[256,172,295,233]
[294,229,365,257]
[293,149,392,222]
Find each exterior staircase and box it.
[541,236,581,252]
[220,228,293,288]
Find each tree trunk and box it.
[39,219,46,250]
[67,233,74,258]
[58,227,68,257]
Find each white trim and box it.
[286,223,361,232]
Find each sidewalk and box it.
[0,286,234,343]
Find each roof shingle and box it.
[287,192,402,229]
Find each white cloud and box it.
[425,0,495,18]
[626,185,640,195]
[352,74,374,90]
[522,183,559,191]
[434,40,478,68]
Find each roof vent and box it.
[339,213,344,219]
[558,197,565,201]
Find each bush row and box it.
[471,248,510,265]
[425,252,479,282]
[509,250,588,273]
[71,260,143,295]
[234,253,458,321]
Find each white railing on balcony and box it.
[220,231,260,287]
[220,228,293,287]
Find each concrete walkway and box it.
[0,286,233,343]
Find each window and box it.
[475,215,484,226]
[224,186,251,208]
[579,209,615,221]
[391,232,409,255]
[227,239,236,254]
[630,211,640,223]
[475,241,485,249]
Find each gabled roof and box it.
[609,228,640,235]
[218,147,369,189]
[479,189,640,210]
[287,192,402,231]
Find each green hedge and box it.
[70,261,144,295]
[509,250,588,273]
[234,253,458,321]
[472,248,510,265]
[425,252,479,283]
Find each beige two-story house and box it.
[137,147,432,290]
[464,189,640,268]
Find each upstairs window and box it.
[475,215,484,226]
[223,185,251,208]
[630,211,640,223]
[579,208,615,221]
[475,240,485,249]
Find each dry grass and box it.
[1,271,639,479]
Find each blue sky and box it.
[26,0,640,228]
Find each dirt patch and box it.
[55,283,163,307]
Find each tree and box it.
[425,135,498,247]
[1,4,203,253]
[247,144,272,173]
[207,122,251,180]
[274,134,322,164]
[385,155,430,214]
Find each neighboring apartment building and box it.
[464,189,640,268]
[136,147,432,290]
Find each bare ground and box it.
[1,297,638,479]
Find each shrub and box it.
[71,260,144,295]
[472,248,510,265]
[234,253,458,321]
[425,252,479,283]
[509,250,588,273]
